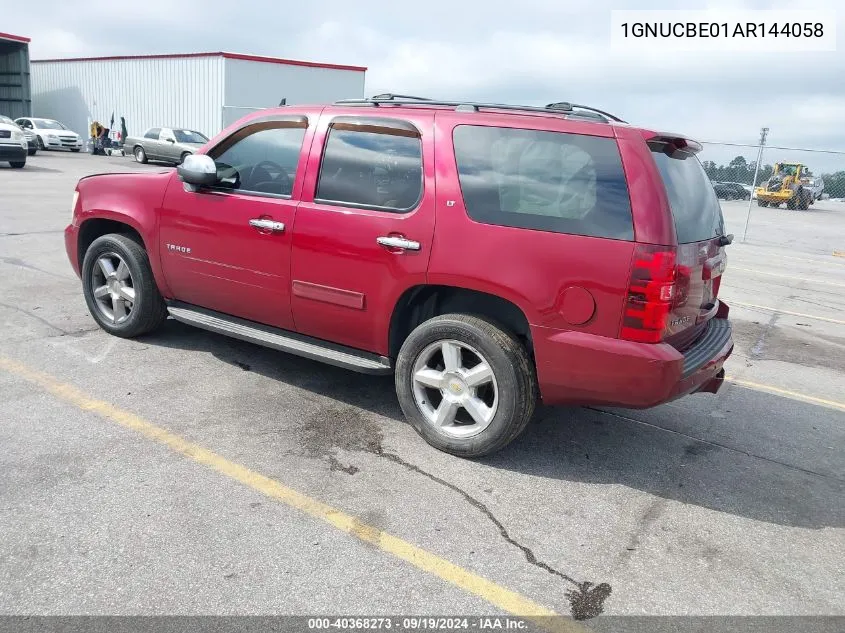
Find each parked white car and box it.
[14,117,83,152]
[0,115,28,168]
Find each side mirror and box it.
[177,154,217,190]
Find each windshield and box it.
[174,129,208,144]
[34,119,67,130]
[650,144,726,244]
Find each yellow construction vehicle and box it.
[755,162,814,210]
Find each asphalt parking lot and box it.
[1,151,843,628]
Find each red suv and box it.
[65,94,734,457]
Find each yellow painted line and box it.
[0,356,588,633]
[728,300,845,326]
[726,376,845,413]
[729,267,845,288]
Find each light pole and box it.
[742,126,769,244]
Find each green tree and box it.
[820,171,845,198]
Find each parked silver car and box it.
[802,176,825,201]
[124,127,209,165]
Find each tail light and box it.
[620,244,677,343]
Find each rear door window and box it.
[452,125,633,240]
[315,117,423,213]
[650,145,725,244]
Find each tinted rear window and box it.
[452,125,634,240]
[650,145,725,244]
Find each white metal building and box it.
[30,51,366,140]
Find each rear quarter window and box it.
[650,144,726,244]
[452,125,634,240]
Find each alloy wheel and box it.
[411,339,499,439]
[91,252,136,324]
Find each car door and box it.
[143,127,161,159]
[158,113,313,330]
[289,110,435,355]
[159,127,178,162]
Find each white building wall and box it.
[222,58,365,128]
[31,56,224,140]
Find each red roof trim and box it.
[0,32,31,43]
[30,50,366,72]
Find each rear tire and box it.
[81,233,168,338]
[395,314,537,458]
[9,161,25,168]
[36,137,44,150]
[179,152,190,165]
[27,148,36,156]
[757,199,768,207]
[134,146,147,164]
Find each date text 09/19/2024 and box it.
[620,22,825,38]
[307,617,530,630]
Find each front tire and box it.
[27,148,36,156]
[9,161,25,168]
[179,152,190,165]
[134,146,147,164]
[395,314,537,457]
[81,233,167,338]
[70,148,81,153]
[36,136,44,151]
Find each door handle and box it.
[377,236,420,251]
[249,218,285,233]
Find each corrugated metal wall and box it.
[222,58,365,128]
[31,56,224,139]
[0,42,31,119]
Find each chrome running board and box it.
[166,301,392,375]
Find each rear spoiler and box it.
[641,131,703,155]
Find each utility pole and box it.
[742,127,769,243]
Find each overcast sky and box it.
[5,0,844,172]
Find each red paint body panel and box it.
[429,112,634,337]
[292,281,365,310]
[289,108,436,354]
[66,171,174,296]
[533,317,733,407]
[157,174,299,330]
[614,126,677,246]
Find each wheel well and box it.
[77,219,144,271]
[388,286,533,360]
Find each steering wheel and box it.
[248,160,291,195]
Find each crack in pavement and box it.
[0,255,75,280]
[0,301,96,338]
[300,404,612,620]
[587,407,845,484]
[0,230,65,237]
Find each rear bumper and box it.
[533,310,734,408]
[0,144,27,161]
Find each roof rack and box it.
[334,94,626,123]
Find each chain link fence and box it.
[700,141,845,202]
